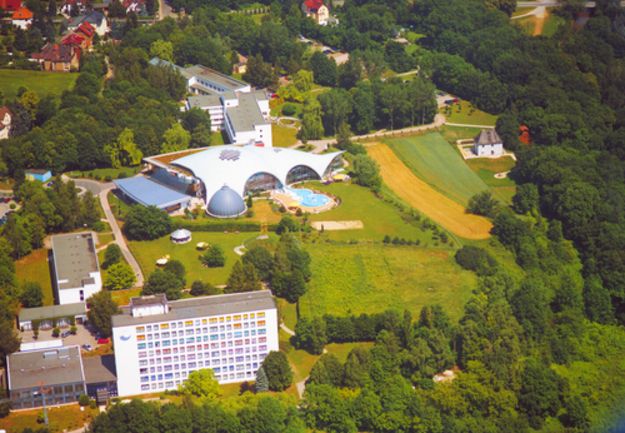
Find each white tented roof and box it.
[172,145,342,200]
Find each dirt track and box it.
[367,143,493,240]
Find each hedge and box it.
[174,220,279,232]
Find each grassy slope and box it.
[0,69,78,99]
[300,243,477,322]
[272,124,298,147]
[440,99,497,126]
[129,232,276,286]
[15,248,54,305]
[305,182,440,244]
[465,157,517,204]
[385,133,489,205]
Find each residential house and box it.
[31,43,80,72]
[122,0,145,14]
[0,0,21,12]
[60,0,86,17]
[474,129,504,157]
[11,6,32,29]
[62,21,95,51]
[301,0,330,25]
[0,106,11,140]
[67,11,108,36]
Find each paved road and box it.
[292,113,447,153]
[516,0,622,7]
[63,175,144,288]
[99,185,145,288]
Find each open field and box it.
[129,232,275,286]
[385,133,490,205]
[0,69,78,100]
[368,142,492,239]
[465,157,517,204]
[300,243,477,322]
[15,248,54,305]
[305,182,442,244]
[272,124,298,147]
[440,99,497,126]
[0,403,98,433]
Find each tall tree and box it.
[87,291,120,338]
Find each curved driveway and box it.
[64,176,144,288]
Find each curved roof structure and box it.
[207,186,246,218]
[170,229,191,240]
[172,145,343,201]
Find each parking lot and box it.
[20,322,101,352]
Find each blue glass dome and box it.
[207,185,246,218]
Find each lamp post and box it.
[33,383,50,425]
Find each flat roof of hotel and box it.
[19,302,86,323]
[227,92,268,133]
[7,345,85,390]
[112,290,276,327]
[51,232,99,291]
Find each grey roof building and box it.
[18,302,87,331]
[112,290,276,327]
[51,232,102,305]
[7,346,86,409]
[83,355,118,403]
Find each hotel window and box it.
[233,323,242,329]
[202,319,207,325]
[258,329,266,335]
[243,314,248,319]
[160,323,169,330]
[209,318,217,324]
[137,335,145,341]
[219,317,224,323]
[137,343,146,350]
[259,337,267,343]
[141,384,150,391]
[233,315,241,321]
[140,368,148,374]
[139,360,148,366]
[136,326,145,333]
[257,320,266,327]
[250,313,255,319]
[257,312,265,318]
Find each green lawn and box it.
[542,14,565,37]
[305,182,441,244]
[273,124,298,147]
[15,248,54,305]
[465,157,517,204]
[385,133,490,205]
[300,243,477,322]
[440,99,497,126]
[0,69,78,100]
[129,232,276,286]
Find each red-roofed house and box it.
[77,21,95,39]
[62,33,87,50]
[11,6,32,29]
[0,106,11,140]
[31,43,80,72]
[0,0,21,12]
[302,0,330,25]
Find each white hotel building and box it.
[111,291,278,397]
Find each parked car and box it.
[82,344,93,352]
[61,330,71,338]
[97,338,110,345]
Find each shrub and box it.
[123,205,172,240]
[282,103,296,116]
[454,246,498,276]
[467,191,499,218]
[190,280,219,296]
[78,394,90,406]
[260,351,293,391]
[0,400,10,418]
[9,203,15,210]
[105,175,113,182]
[102,244,122,269]
[117,172,128,179]
[52,327,60,338]
[92,221,106,232]
[276,215,300,234]
[70,325,77,335]
[201,245,226,267]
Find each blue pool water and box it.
[287,188,330,207]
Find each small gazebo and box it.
[170,228,192,244]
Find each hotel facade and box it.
[111,291,278,397]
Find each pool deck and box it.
[271,188,337,214]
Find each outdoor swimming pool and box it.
[287,187,331,208]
